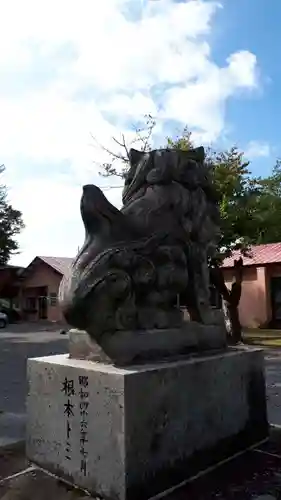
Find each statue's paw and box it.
[137,308,183,330]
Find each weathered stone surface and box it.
[26,347,268,500]
[68,319,227,366]
[58,147,224,365]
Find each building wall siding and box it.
[223,266,266,328]
[19,261,64,322]
[268,264,281,278]
[223,263,281,328]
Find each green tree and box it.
[0,165,24,264]
[161,131,254,343]
[162,131,272,258]
[98,114,156,179]
[245,161,281,245]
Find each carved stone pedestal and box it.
[26,347,268,500]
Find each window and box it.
[49,293,57,306]
[26,297,37,311]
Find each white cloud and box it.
[245,140,271,159]
[7,176,124,267]
[162,50,258,142]
[100,93,158,120]
[0,0,260,265]
[224,51,258,89]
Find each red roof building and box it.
[222,243,281,328]
[223,243,281,268]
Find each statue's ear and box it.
[129,148,145,166]
[183,146,205,163]
[192,146,205,163]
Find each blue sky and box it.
[0,0,279,265]
[211,0,281,175]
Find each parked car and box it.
[0,300,21,323]
[0,311,8,328]
[0,306,21,323]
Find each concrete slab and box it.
[0,441,27,481]
[0,437,22,448]
[0,468,89,499]
[26,347,268,500]
[0,413,26,448]
[2,437,281,499]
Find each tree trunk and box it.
[209,258,243,344]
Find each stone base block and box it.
[26,347,268,500]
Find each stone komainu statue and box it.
[59,147,224,363]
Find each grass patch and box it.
[243,329,281,348]
[246,338,281,347]
[243,328,281,348]
[244,329,281,338]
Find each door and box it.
[38,286,48,320]
[38,296,48,319]
[271,277,281,326]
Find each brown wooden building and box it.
[0,256,72,323]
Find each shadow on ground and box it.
[2,429,281,499]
